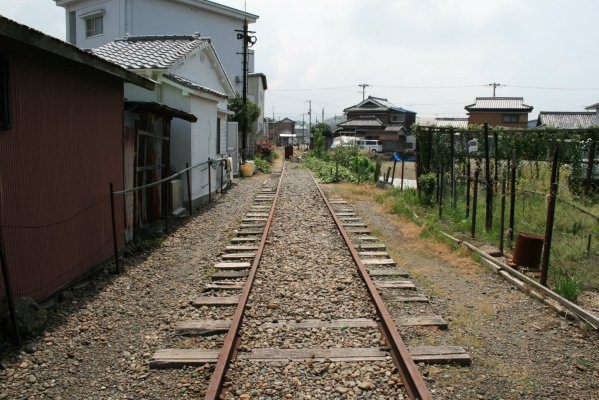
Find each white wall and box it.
[59,0,254,92]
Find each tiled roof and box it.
[338,118,385,128]
[434,118,469,128]
[537,112,598,129]
[163,74,228,98]
[585,102,599,110]
[465,97,533,111]
[344,96,415,114]
[93,35,209,70]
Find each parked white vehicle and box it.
[359,139,383,153]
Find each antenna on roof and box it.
[487,82,503,97]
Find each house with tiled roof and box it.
[94,34,235,209]
[465,97,533,128]
[54,0,259,94]
[536,111,598,129]
[339,96,417,152]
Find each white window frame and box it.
[81,9,105,39]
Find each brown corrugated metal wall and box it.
[0,38,125,306]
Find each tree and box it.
[228,94,261,134]
[311,122,332,137]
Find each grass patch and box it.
[552,268,585,303]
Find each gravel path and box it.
[223,163,407,399]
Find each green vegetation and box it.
[253,156,271,173]
[303,144,379,184]
[228,95,261,134]
[552,268,585,302]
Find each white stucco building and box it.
[53,0,258,94]
[94,34,235,208]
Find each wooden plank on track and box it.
[246,213,269,217]
[362,258,396,266]
[237,230,263,236]
[343,222,368,227]
[214,262,251,270]
[383,294,429,303]
[190,296,239,307]
[225,245,259,252]
[150,349,220,368]
[262,318,378,329]
[336,212,356,216]
[368,268,410,277]
[211,270,249,280]
[339,217,362,221]
[222,252,256,260]
[238,347,388,362]
[346,228,370,234]
[396,316,448,329]
[330,200,348,204]
[358,236,379,241]
[356,243,386,250]
[239,223,265,229]
[408,346,470,365]
[374,281,416,289]
[175,320,231,335]
[358,251,389,257]
[204,282,245,290]
[230,237,260,243]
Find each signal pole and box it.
[235,19,256,160]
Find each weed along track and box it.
[150,162,465,399]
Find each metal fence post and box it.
[208,159,212,203]
[109,182,120,274]
[471,169,479,238]
[186,163,192,216]
[165,179,170,235]
[499,174,506,255]
[484,123,493,231]
[540,146,560,287]
[509,149,517,243]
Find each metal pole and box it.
[208,159,212,203]
[499,174,506,255]
[450,128,456,209]
[0,232,21,345]
[109,182,120,274]
[509,149,517,242]
[471,169,479,238]
[391,160,397,186]
[540,146,560,287]
[588,234,592,256]
[584,131,597,195]
[165,178,170,235]
[221,160,224,193]
[484,123,493,231]
[439,167,444,219]
[401,159,405,191]
[466,155,471,218]
[241,19,249,159]
[185,163,192,216]
[493,129,499,192]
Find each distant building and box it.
[248,72,267,144]
[536,111,598,129]
[465,97,533,128]
[338,96,416,152]
[268,118,296,145]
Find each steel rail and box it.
[312,173,433,400]
[204,162,285,400]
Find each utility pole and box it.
[235,19,256,160]
[322,108,324,125]
[359,83,370,100]
[487,82,503,97]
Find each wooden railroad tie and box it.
[225,245,259,252]
[356,243,386,250]
[395,316,448,329]
[409,346,470,366]
[367,268,410,278]
[339,217,362,222]
[214,262,251,270]
[230,236,260,243]
[190,296,239,307]
[236,230,264,236]
[221,252,256,260]
[174,319,230,336]
[358,236,379,242]
[342,222,368,228]
[361,258,396,266]
[330,200,348,204]
[382,294,429,303]
[358,251,389,257]
[211,270,249,280]
[346,228,370,234]
[239,223,265,229]
[203,282,245,290]
[336,212,356,217]
[374,280,416,290]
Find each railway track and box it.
[150,162,468,398]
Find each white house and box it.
[248,72,267,143]
[94,34,235,208]
[53,0,258,94]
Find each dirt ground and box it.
[322,182,599,399]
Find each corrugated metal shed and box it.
[537,112,598,129]
[465,97,533,111]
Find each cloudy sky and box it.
[2,0,599,123]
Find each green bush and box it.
[553,268,585,303]
[253,156,271,173]
[349,156,374,183]
[418,172,437,206]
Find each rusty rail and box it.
[204,163,285,400]
[313,173,433,400]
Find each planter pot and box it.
[239,162,255,177]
